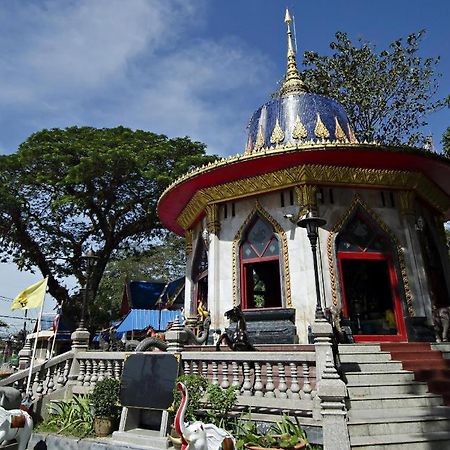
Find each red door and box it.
[338,251,407,342]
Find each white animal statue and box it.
[174,382,235,450]
[0,406,33,450]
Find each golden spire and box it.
[279,8,307,96]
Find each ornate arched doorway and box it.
[336,208,407,342]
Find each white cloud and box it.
[0,0,275,155]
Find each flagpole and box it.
[49,303,62,360]
[25,294,46,396]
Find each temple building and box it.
[158,10,450,344]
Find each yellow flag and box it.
[11,277,48,310]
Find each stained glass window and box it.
[242,216,279,260]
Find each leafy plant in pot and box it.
[90,378,121,437]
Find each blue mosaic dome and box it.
[245,9,356,153]
[245,92,355,152]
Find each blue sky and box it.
[0,0,449,329]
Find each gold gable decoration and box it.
[347,123,357,143]
[270,119,285,145]
[314,113,330,140]
[292,115,308,140]
[254,124,265,151]
[334,117,347,142]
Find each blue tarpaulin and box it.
[128,281,166,309]
[115,309,182,333]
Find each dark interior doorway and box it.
[340,258,399,337]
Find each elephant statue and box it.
[175,382,235,450]
[0,387,22,411]
[0,406,33,450]
[432,305,450,342]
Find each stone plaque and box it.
[120,353,180,409]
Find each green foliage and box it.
[302,31,449,146]
[206,383,240,428]
[90,378,121,418]
[235,415,312,450]
[442,127,450,157]
[37,395,93,437]
[0,126,215,326]
[170,374,208,422]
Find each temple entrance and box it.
[336,208,407,342]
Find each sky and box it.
[0,0,449,330]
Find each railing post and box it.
[165,317,187,353]
[312,318,333,383]
[67,328,89,383]
[318,352,350,450]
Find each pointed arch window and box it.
[240,216,282,309]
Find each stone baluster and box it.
[31,372,40,395]
[90,360,98,387]
[201,361,209,379]
[211,361,219,385]
[77,359,85,386]
[301,363,312,400]
[220,362,230,389]
[57,364,65,388]
[63,360,71,385]
[277,363,288,399]
[83,360,92,386]
[289,362,300,399]
[242,362,252,397]
[183,360,190,375]
[318,352,350,450]
[46,366,55,393]
[264,363,275,398]
[114,360,122,380]
[231,362,240,387]
[253,362,263,397]
[105,360,113,379]
[98,360,105,382]
[36,370,45,399]
[192,361,199,376]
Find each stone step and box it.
[432,343,450,352]
[348,405,450,420]
[347,381,429,397]
[345,370,415,384]
[342,361,403,372]
[350,430,450,449]
[348,393,443,410]
[348,415,450,437]
[380,342,433,352]
[112,429,169,449]
[339,344,381,354]
[386,351,444,362]
[340,352,392,363]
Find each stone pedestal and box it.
[18,339,32,370]
[68,328,90,383]
[312,318,333,382]
[165,318,187,353]
[317,352,350,450]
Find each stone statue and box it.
[175,382,235,450]
[215,306,256,351]
[432,305,450,342]
[0,387,22,411]
[0,406,33,450]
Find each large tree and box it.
[0,126,215,312]
[302,31,449,146]
[442,127,450,157]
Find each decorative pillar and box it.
[206,204,220,335]
[165,317,188,353]
[318,352,350,450]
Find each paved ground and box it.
[28,432,160,450]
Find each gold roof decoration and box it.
[292,114,308,140]
[245,134,253,154]
[279,8,307,97]
[254,124,265,151]
[347,123,358,143]
[334,117,347,142]
[270,118,285,145]
[314,113,330,140]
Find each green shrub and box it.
[206,383,240,429]
[90,378,121,418]
[170,374,208,422]
[37,395,93,437]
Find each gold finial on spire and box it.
[280,8,307,97]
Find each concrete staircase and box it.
[340,343,450,449]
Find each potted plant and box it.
[236,415,309,450]
[90,378,121,437]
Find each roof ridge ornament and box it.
[279,8,307,97]
[270,118,285,145]
[292,114,308,140]
[314,113,330,139]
